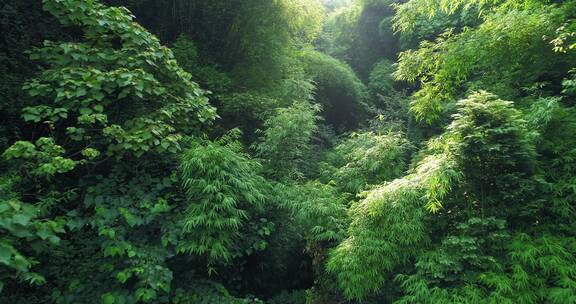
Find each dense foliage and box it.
[1,0,576,303]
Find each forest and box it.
[0,0,575,303]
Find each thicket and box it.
[1,0,575,303]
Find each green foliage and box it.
[392,0,496,34]
[551,21,576,54]
[179,132,267,264]
[367,91,415,136]
[301,50,368,128]
[268,290,306,304]
[393,2,481,49]
[288,181,349,244]
[526,100,576,233]
[82,168,177,303]
[0,0,216,302]
[327,136,461,299]
[3,0,576,302]
[229,0,325,88]
[0,175,64,290]
[0,0,69,152]
[278,181,349,304]
[451,92,536,210]
[173,281,263,304]
[322,131,411,194]
[11,0,217,162]
[172,36,233,94]
[327,91,539,300]
[255,101,322,180]
[3,138,77,178]
[395,217,510,303]
[317,3,361,60]
[397,233,576,304]
[368,59,396,95]
[392,0,557,36]
[219,92,280,123]
[394,4,571,122]
[318,0,400,78]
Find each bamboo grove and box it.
[0,0,575,303]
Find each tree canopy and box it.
[1,0,576,303]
